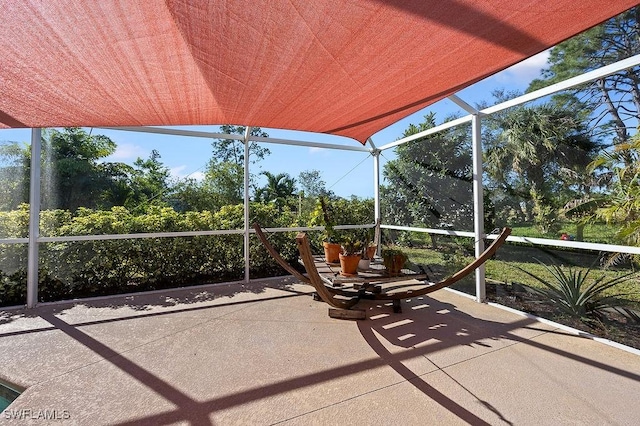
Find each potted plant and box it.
[358,246,372,270]
[339,236,362,276]
[363,228,377,260]
[316,196,340,263]
[359,231,377,270]
[381,247,407,276]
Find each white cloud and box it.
[170,165,205,181]
[308,147,328,154]
[494,50,551,85]
[106,143,147,161]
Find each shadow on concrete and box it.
[26,286,640,425]
[0,277,307,330]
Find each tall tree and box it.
[255,171,296,211]
[0,141,30,210]
[528,7,640,149]
[296,169,332,220]
[588,135,640,247]
[382,112,474,230]
[204,125,271,209]
[483,96,601,232]
[126,149,172,211]
[298,169,327,198]
[42,128,118,211]
[210,125,270,166]
[205,161,245,207]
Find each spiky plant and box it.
[515,258,638,326]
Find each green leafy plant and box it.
[515,258,639,326]
[340,236,363,256]
[381,247,406,259]
[312,196,337,243]
[381,247,408,276]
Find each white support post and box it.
[471,114,486,302]
[373,149,381,251]
[243,127,252,283]
[27,128,42,308]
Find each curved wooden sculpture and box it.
[368,227,511,300]
[295,228,511,306]
[252,223,310,285]
[254,222,511,312]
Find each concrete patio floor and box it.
[0,277,639,425]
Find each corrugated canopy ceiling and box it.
[1,1,637,143]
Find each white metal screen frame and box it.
[2,54,639,307]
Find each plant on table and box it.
[381,247,407,276]
[339,236,362,276]
[313,196,341,263]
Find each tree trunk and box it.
[576,223,585,242]
[597,78,628,144]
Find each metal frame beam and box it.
[471,114,486,302]
[27,128,41,308]
[243,126,252,283]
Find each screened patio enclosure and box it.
[2,51,639,309]
[1,1,640,308]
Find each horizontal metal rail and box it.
[0,238,29,244]
[381,224,640,255]
[98,127,372,152]
[4,223,638,255]
[0,223,376,245]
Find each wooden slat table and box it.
[309,256,428,312]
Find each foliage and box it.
[580,133,640,264]
[311,196,337,242]
[199,125,272,211]
[515,258,639,326]
[254,171,296,211]
[381,247,406,259]
[310,196,374,247]
[381,247,408,275]
[528,7,640,146]
[382,112,473,230]
[0,202,301,306]
[126,149,172,211]
[483,95,601,228]
[298,170,326,198]
[0,140,29,210]
[203,160,245,208]
[210,125,270,166]
[1,129,177,213]
[296,169,331,221]
[42,128,121,211]
[340,236,362,256]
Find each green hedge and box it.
[0,200,373,306]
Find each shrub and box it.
[515,258,639,327]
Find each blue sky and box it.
[0,51,549,199]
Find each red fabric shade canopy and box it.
[1,1,637,143]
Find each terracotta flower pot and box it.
[339,253,361,276]
[366,245,377,259]
[383,254,407,276]
[323,241,341,264]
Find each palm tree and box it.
[589,135,640,250]
[484,102,599,232]
[255,172,296,211]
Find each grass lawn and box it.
[402,241,640,349]
[403,243,640,305]
[509,222,618,244]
